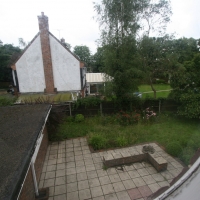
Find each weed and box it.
[75,114,84,123]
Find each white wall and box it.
[49,35,81,91]
[16,36,45,93]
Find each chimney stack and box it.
[38,12,56,94]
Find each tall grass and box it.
[52,113,200,165]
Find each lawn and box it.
[52,113,200,165]
[139,84,172,99]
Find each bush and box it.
[88,134,108,150]
[180,147,195,165]
[115,136,128,147]
[65,116,74,122]
[166,141,182,157]
[75,114,84,123]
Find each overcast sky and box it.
[0,0,200,54]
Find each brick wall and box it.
[18,125,49,200]
[38,12,56,94]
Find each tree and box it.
[170,53,200,118]
[73,45,91,67]
[0,43,21,82]
[18,38,27,49]
[94,0,143,99]
[138,35,177,98]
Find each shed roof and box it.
[0,104,51,200]
[86,73,112,83]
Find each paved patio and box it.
[39,138,184,200]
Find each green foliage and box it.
[166,141,182,157]
[180,147,195,165]
[0,43,21,82]
[75,114,84,123]
[66,116,74,122]
[73,45,91,66]
[115,135,128,147]
[73,96,102,109]
[88,134,108,150]
[170,53,200,118]
[0,96,16,106]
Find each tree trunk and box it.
[149,77,156,99]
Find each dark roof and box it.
[0,104,51,200]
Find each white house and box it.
[11,12,86,95]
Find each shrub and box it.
[166,141,182,157]
[65,116,74,122]
[88,134,107,150]
[117,110,140,126]
[116,136,128,147]
[75,114,84,123]
[180,147,195,165]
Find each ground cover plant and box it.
[52,111,200,165]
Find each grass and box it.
[139,84,172,99]
[17,92,73,103]
[0,93,16,106]
[52,113,200,165]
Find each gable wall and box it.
[49,35,81,91]
[16,36,46,93]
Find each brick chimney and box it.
[38,12,56,93]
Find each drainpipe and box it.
[31,161,39,197]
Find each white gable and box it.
[16,35,45,93]
[49,35,81,91]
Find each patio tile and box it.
[75,150,83,156]
[66,167,76,175]
[102,184,115,195]
[107,168,117,175]
[132,177,146,187]
[152,173,165,182]
[79,189,91,200]
[78,180,89,190]
[95,163,103,170]
[55,176,66,185]
[46,164,56,172]
[146,166,157,175]
[66,156,75,162]
[66,152,75,157]
[54,184,66,195]
[89,178,101,187]
[112,182,125,192]
[86,164,96,171]
[54,194,67,200]
[137,168,149,177]
[93,196,105,200]
[138,185,152,198]
[56,163,65,170]
[39,180,44,188]
[87,170,98,179]
[75,160,85,167]
[148,183,160,193]
[97,169,108,177]
[124,165,135,171]
[49,154,58,160]
[128,170,140,179]
[49,149,58,155]
[122,179,136,190]
[67,191,79,200]
[56,157,65,164]
[66,174,77,183]
[133,163,143,169]
[56,169,65,177]
[77,172,88,181]
[109,174,121,183]
[66,182,78,192]
[45,171,56,179]
[99,176,111,185]
[160,170,174,180]
[142,175,156,185]
[49,186,54,197]
[48,159,57,165]
[118,172,131,181]
[158,181,170,187]
[128,188,142,200]
[76,166,86,173]
[105,193,118,200]
[116,191,131,200]
[66,161,75,169]
[43,178,55,187]
[40,172,45,180]
[91,186,104,198]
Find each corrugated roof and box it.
[86,73,112,83]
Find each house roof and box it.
[86,73,112,83]
[0,104,51,200]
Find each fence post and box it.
[100,102,102,116]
